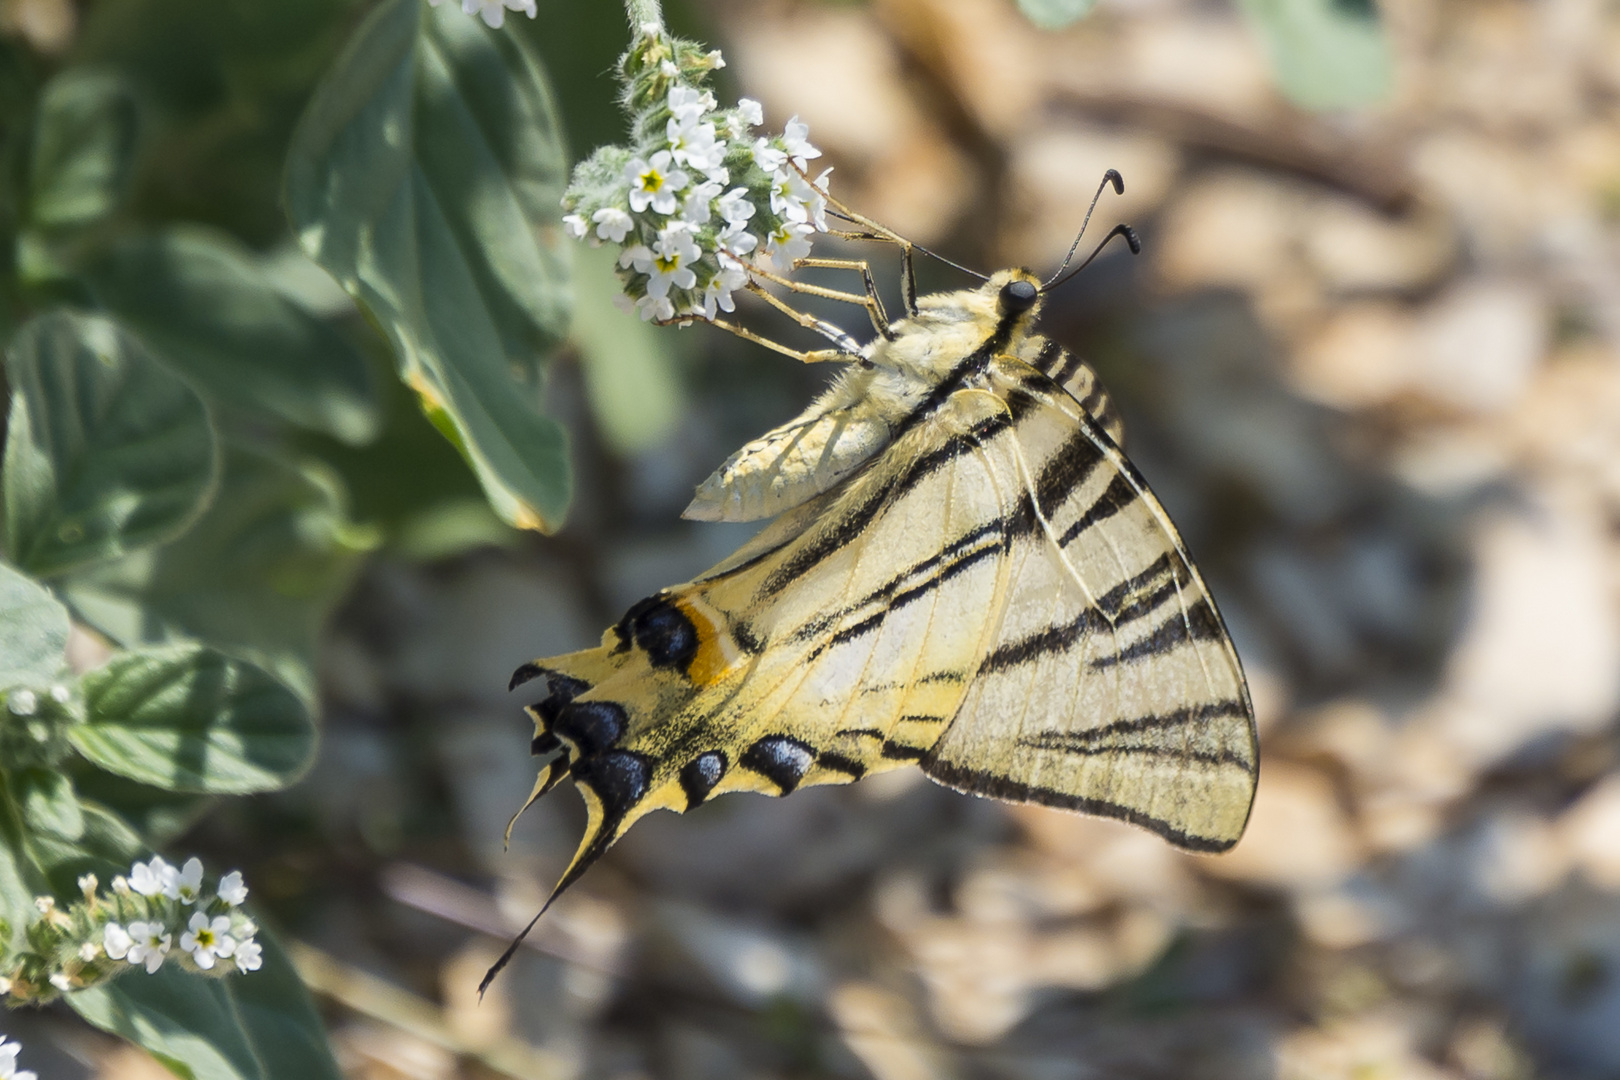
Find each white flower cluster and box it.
[0,1036,37,1080]
[561,26,831,322]
[101,857,261,975]
[426,0,536,30]
[0,855,262,1003]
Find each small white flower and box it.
[129,855,175,897]
[716,187,756,227]
[667,114,727,173]
[8,689,37,716]
[49,684,70,704]
[0,1034,37,1080]
[612,293,635,315]
[126,921,171,973]
[49,972,72,992]
[33,896,54,915]
[737,98,764,127]
[781,115,821,166]
[668,85,716,124]
[660,59,680,78]
[619,243,652,271]
[789,167,832,231]
[218,870,248,907]
[625,150,689,215]
[680,180,724,226]
[750,137,787,173]
[181,912,236,971]
[563,213,588,239]
[759,221,816,272]
[79,940,100,962]
[636,293,676,322]
[234,937,264,973]
[704,49,726,70]
[448,0,536,29]
[77,873,97,894]
[638,224,702,298]
[592,206,634,244]
[719,220,759,257]
[700,261,750,320]
[169,856,204,903]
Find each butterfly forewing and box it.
[920,358,1256,851]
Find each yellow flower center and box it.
[639,169,664,193]
[654,253,681,273]
[196,929,214,947]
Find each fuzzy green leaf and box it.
[0,562,70,691]
[28,69,138,229]
[3,311,218,579]
[72,644,314,794]
[286,0,573,531]
[85,228,381,445]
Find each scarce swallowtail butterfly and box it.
[486,176,1258,991]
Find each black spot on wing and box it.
[680,752,728,810]
[613,593,700,672]
[1018,699,1255,770]
[881,741,928,761]
[532,673,591,728]
[554,700,627,757]
[573,750,652,820]
[1033,338,1063,374]
[741,735,816,794]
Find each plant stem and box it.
[624,0,663,32]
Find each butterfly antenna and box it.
[1042,223,1141,294]
[1041,169,1124,290]
[825,209,988,281]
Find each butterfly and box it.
[484,184,1257,992]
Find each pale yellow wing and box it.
[507,377,1020,903]
[919,356,1256,851]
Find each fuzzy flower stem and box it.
[624,0,663,32]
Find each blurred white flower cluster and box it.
[561,24,831,321]
[426,0,536,30]
[0,1036,37,1080]
[0,855,260,1004]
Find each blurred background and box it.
[6,0,1620,1076]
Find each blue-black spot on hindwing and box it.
[553,700,627,757]
[741,735,816,794]
[576,750,652,820]
[531,732,560,756]
[533,673,591,727]
[680,752,728,809]
[625,594,700,673]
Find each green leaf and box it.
[573,242,685,456]
[71,644,315,794]
[1240,0,1392,110]
[85,228,381,445]
[60,444,370,699]
[1016,0,1098,30]
[21,798,144,896]
[15,768,83,841]
[0,562,70,691]
[3,311,219,579]
[286,0,574,532]
[70,926,342,1080]
[28,68,138,229]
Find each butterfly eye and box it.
[1000,278,1038,315]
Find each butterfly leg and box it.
[791,257,895,340]
[699,316,852,364]
[743,281,867,357]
